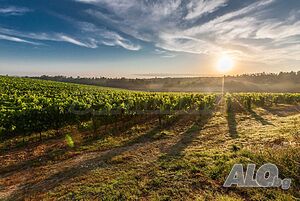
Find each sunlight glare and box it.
[217,55,234,73]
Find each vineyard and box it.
[226,93,300,112]
[1,76,300,200]
[1,76,300,142]
[0,76,217,141]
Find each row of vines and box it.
[0,76,216,140]
[226,93,300,112]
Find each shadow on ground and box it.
[226,110,238,139]
[249,109,274,126]
[5,115,187,200]
[262,104,300,117]
[0,116,156,177]
[164,112,213,156]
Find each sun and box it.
[217,55,234,73]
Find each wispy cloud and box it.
[154,49,176,58]
[73,0,300,65]
[101,31,141,51]
[0,23,140,50]
[58,34,97,48]
[2,0,300,67]
[185,0,228,19]
[0,6,32,16]
[0,34,39,45]
[77,22,141,50]
[131,0,300,64]
[75,0,98,2]
[0,26,100,48]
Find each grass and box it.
[0,104,299,200]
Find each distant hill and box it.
[30,71,300,92]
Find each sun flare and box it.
[217,55,234,73]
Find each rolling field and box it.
[0,76,299,200]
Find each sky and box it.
[0,0,299,77]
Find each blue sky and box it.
[0,0,299,77]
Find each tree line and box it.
[27,71,300,92]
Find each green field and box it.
[0,76,299,200]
